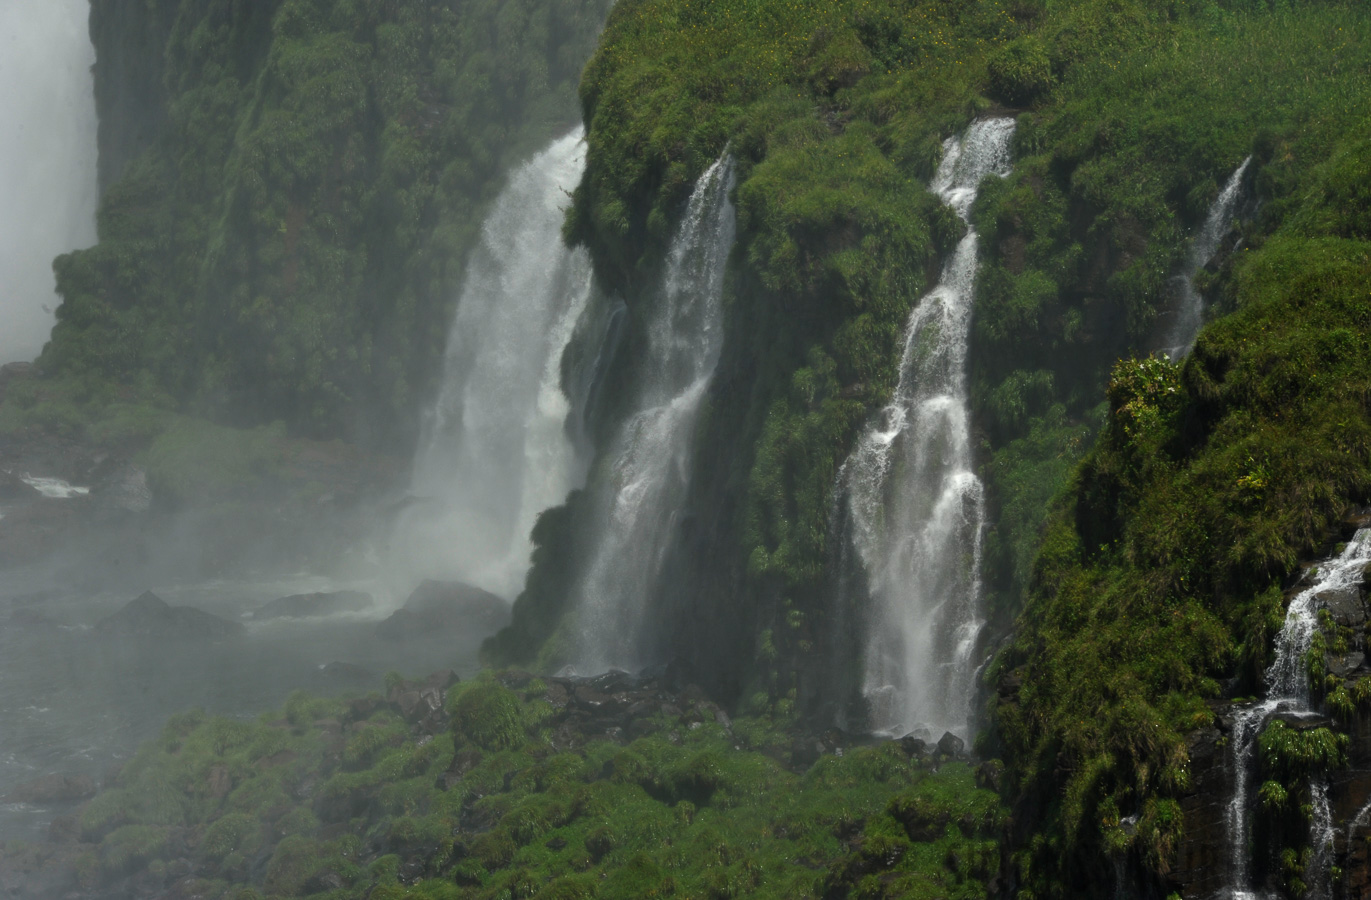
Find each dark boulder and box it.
[937,731,966,758]
[95,591,244,639]
[251,590,373,620]
[1,773,96,805]
[376,580,509,640]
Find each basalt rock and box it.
[0,773,96,805]
[251,590,373,620]
[95,590,245,640]
[376,580,509,641]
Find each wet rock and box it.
[387,670,459,733]
[251,590,373,620]
[376,580,509,640]
[315,661,374,686]
[937,732,965,758]
[1169,723,1228,898]
[95,591,245,639]
[1319,587,1367,628]
[0,773,96,805]
[1331,651,1367,679]
[898,734,929,758]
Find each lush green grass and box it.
[42,676,1007,899]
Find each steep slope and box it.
[40,0,611,445]
[495,0,1371,892]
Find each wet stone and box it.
[937,732,966,758]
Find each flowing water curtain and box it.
[1222,529,1371,898]
[572,154,737,675]
[0,0,98,364]
[396,128,595,600]
[837,118,1016,740]
[1157,156,1252,359]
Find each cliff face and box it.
[499,0,1371,895]
[49,0,611,445]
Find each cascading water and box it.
[1223,529,1371,899]
[572,153,736,674]
[0,0,99,364]
[836,117,1015,739]
[394,128,595,600]
[1158,157,1252,359]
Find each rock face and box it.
[251,590,373,620]
[376,580,510,641]
[94,591,245,639]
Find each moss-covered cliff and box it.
[41,0,610,445]
[493,0,1371,893]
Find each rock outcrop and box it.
[251,590,373,620]
[376,580,509,641]
[94,591,244,640]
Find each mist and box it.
[0,0,97,365]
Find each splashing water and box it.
[837,117,1015,739]
[1159,157,1252,359]
[572,154,736,674]
[1223,529,1371,898]
[395,128,595,600]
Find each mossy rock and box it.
[452,681,526,752]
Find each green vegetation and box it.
[33,676,1007,898]
[43,0,612,444]
[534,0,1371,893]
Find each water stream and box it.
[836,117,1016,739]
[1158,157,1252,359]
[572,153,736,674]
[395,128,595,601]
[1224,529,1371,898]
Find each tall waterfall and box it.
[0,0,98,364]
[838,117,1016,739]
[1223,529,1371,899]
[395,128,594,601]
[1158,157,1252,359]
[572,153,736,674]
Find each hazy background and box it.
[0,0,97,365]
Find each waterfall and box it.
[1158,157,1252,359]
[571,153,736,674]
[394,128,594,601]
[0,0,98,364]
[1223,529,1371,898]
[836,117,1015,739]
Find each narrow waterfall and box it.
[838,117,1016,739]
[1224,529,1371,899]
[0,0,98,364]
[1158,157,1252,359]
[572,153,736,674]
[395,128,595,601]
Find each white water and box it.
[0,0,99,364]
[394,128,594,601]
[1223,529,1371,899]
[837,118,1015,739]
[572,154,736,673]
[1159,157,1252,359]
[19,475,89,499]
